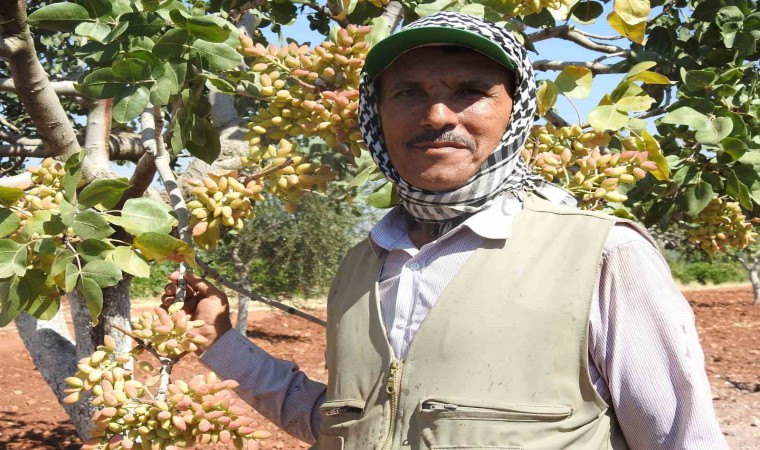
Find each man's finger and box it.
[182,272,224,299]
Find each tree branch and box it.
[380,1,404,33]
[0,131,146,161]
[0,78,84,97]
[0,172,32,188]
[0,1,80,159]
[82,99,116,181]
[532,60,615,74]
[529,25,624,54]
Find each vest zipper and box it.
[381,359,404,450]
[421,401,572,421]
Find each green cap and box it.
[363,26,517,78]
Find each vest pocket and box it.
[417,398,572,449]
[320,399,365,424]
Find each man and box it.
[163,12,727,449]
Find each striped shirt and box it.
[201,194,727,448]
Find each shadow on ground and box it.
[0,413,80,449]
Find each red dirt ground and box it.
[0,287,757,450]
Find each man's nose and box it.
[420,101,459,129]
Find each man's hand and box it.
[161,271,233,354]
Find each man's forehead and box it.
[378,46,515,86]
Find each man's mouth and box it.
[413,141,469,150]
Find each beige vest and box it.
[317,195,636,450]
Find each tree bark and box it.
[232,246,252,334]
[0,0,80,159]
[751,266,760,305]
[15,309,95,439]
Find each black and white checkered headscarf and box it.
[359,12,543,223]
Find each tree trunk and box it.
[15,308,95,439]
[21,277,135,440]
[751,266,760,305]
[232,246,252,334]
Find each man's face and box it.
[377,46,514,192]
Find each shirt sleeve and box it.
[589,224,727,449]
[200,328,326,444]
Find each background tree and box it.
[0,0,758,445]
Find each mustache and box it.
[406,130,477,152]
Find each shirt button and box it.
[409,263,421,271]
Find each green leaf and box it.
[35,238,57,255]
[0,240,28,278]
[183,15,232,43]
[104,198,176,235]
[75,0,113,17]
[726,171,753,210]
[555,66,593,99]
[660,107,709,131]
[112,86,151,123]
[684,69,716,91]
[64,263,79,292]
[21,269,60,320]
[77,68,127,99]
[77,277,103,325]
[63,151,85,204]
[189,40,243,71]
[185,118,221,164]
[368,16,390,46]
[624,71,671,85]
[28,2,91,32]
[721,137,748,160]
[78,178,131,210]
[640,130,670,181]
[367,181,397,208]
[695,117,733,145]
[22,210,67,236]
[121,12,165,37]
[459,3,485,17]
[153,29,191,60]
[79,239,116,262]
[624,61,657,78]
[133,232,195,265]
[59,200,76,227]
[112,246,150,278]
[49,250,76,279]
[0,277,27,327]
[685,181,714,217]
[613,0,650,25]
[536,80,558,116]
[615,95,655,113]
[80,260,122,288]
[0,187,25,207]
[74,21,111,42]
[571,1,604,21]
[72,210,115,240]
[588,105,628,132]
[0,209,21,239]
[112,58,152,82]
[692,0,723,21]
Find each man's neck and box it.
[408,221,438,249]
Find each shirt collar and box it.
[368,193,523,257]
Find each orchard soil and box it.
[0,287,758,450]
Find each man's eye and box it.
[458,88,485,97]
[392,89,420,98]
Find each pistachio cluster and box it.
[522,124,659,209]
[186,171,260,250]
[688,197,757,255]
[243,138,336,213]
[238,24,371,158]
[22,157,66,212]
[65,305,267,450]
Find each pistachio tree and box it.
[0,0,759,445]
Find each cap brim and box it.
[364,26,516,78]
